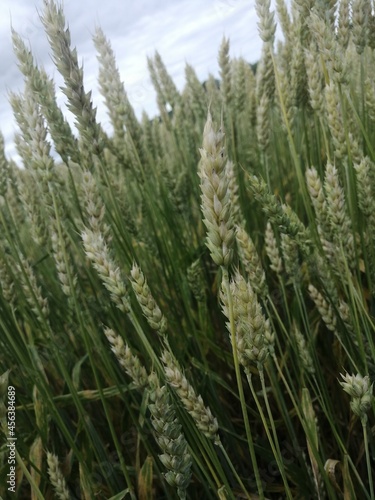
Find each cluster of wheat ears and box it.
[0,0,375,498]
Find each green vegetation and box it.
[0,0,375,498]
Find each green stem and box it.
[221,267,264,498]
[16,450,44,500]
[270,51,313,222]
[218,441,252,499]
[362,417,374,500]
[248,370,293,499]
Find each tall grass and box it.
[0,0,375,498]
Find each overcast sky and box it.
[0,0,263,162]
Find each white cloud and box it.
[0,0,264,162]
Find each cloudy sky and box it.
[0,0,263,162]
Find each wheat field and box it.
[0,0,375,498]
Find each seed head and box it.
[340,373,373,421]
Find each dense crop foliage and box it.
[0,0,375,498]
